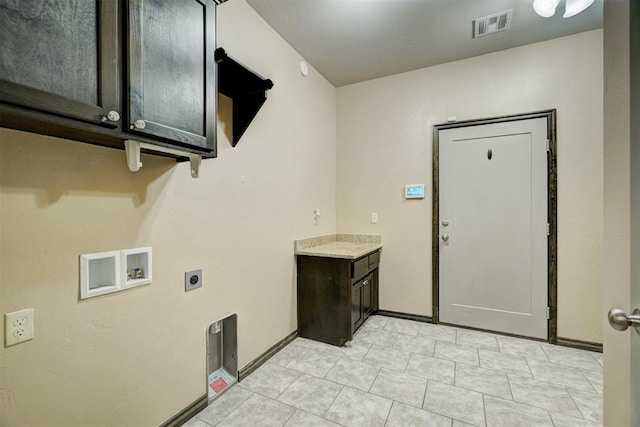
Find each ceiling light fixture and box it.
[563,0,596,17]
[533,0,560,17]
[533,0,595,18]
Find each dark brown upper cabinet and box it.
[0,0,216,159]
[127,0,216,153]
[0,0,121,129]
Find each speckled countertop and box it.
[294,234,382,259]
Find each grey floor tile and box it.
[423,380,486,426]
[383,318,422,336]
[583,370,603,394]
[592,352,603,367]
[406,353,455,384]
[484,395,553,427]
[195,386,253,425]
[386,401,452,427]
[218,393,296,427]
[496,336,548,361]
[325,386,393,427]
[528,359,594,391]
[418,323,457,343]
[362,346,410,372]
[277,374,343,417]
[507,371,534,380]
[456,329,499,351]
[364,315,389,329]
[268,342,308,368]
[568,387,603,423]
[284,410,340,427]
[369,368,428,408]
[297,337,371,362]
[216,318,604,427]
[509,376,582,418]
[337,341,373,361]
[240,364,301,399]
[285,347,340,377]
[454,363,512,400]
[325,357,380,391]
[183,418,212,427]
[394,333,436,356]
[434,341,479,366]
[353,326,399,348]
[550,412,603,427]
[541,344,602,371]
[478,349,531,376]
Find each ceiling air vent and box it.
[473,9,513,38]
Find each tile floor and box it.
[186,315,603,427]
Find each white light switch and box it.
[371,212,378,224]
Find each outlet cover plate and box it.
[5,308,34,347]
[185,269,202,292]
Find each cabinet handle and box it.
[106,110,121,122]
[133,119,146,129]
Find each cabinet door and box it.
[351,281,363,332]
[362,274,373,316]
[128,0,216,153]
[0,0,120,127]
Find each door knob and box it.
[441,233,449,242]
[608,308,640,334]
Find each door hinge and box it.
[546,307,551,319]
[546,139,550,152]
[546,223,550,235]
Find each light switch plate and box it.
[185,269,202,292]
[5,308,34,347]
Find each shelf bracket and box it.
[124,140,202,178]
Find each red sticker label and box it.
[210,377,228,393]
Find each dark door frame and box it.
[432,110,558,343]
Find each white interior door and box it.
[603,0,639,424]
[438,118,548,339]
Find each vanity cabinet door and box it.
[362,274,374,317]
[127,0,216,153]
[0,0,121,128]
[351,280,363,332]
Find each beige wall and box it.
[336,30,604,343]
[0,1,336,425]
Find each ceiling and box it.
[244,0,603,87]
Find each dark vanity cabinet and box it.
[0,0,216,157]
[297,250,380,347]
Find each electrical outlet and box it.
[185,269,202,292]
[371,212,378,224]
[5,308,34,347]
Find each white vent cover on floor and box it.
[473,9,513,38]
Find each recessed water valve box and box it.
[207,313,238,401]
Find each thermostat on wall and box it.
[405,184,425,199]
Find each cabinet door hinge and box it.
[546,139,550,152]
[546,307,551,319]
[546,223,550,236]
